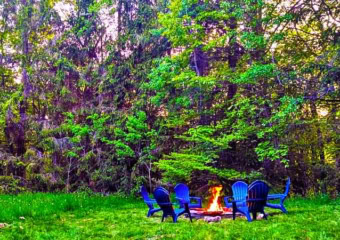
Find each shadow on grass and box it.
[267,209,312,217]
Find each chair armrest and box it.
[158,202,173,206]
[230,198,263,203]
[175,197,189,204]
[246,198,266,202]
[189,197,202,203]
[224,196,233,203]
[267,194,285,200]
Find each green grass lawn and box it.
[0,193,339,240]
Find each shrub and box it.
[0,176,26,194]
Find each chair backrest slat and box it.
[154,187,174,216]
[140,185,151,202]
[174,183,190,202]
[284,178,291,196]
[247,181,269,212]
[232,181,248,202]
[248,180,261,189]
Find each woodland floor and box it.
[0,193,339,240]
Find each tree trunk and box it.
[15,0,34,156]
[226,16,239,99]
[310,101,325,164]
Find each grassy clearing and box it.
[0,193,339,240]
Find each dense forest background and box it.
[0,0,339,197]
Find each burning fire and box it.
[206,185,223,212]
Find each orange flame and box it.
[207,185,223,212]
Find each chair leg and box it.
[234,206,252,222]
[161,215,165,222]
[280,205,287,213]
[232,202,236,220]
[266,198,288,214]
[252,212,257,220]
[280,199,287,213]
[188,211,192,222]
[172,214,177,223]
[262,211,267,220]
[245,212,252,222]
[185,204,192,222]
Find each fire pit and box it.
[190,207,232,217]
[188,186,240,220]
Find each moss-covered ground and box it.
[0,193,339,240]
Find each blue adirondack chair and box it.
[153,186,192,223]
[266,177,291,213]
[140,185,161,217]
[232,181,269,222]
[174,183,202,209]
[224,181,248,208]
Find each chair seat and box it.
[225,200,247,208]
[237,206,249,213]
[149,199,157,204]
[267,194,285,200]
[174,208,185,215]
[188,203,201,208]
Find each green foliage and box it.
[158,151,245,183]
[145,0,340,190]
[241,32,267,50]
[0,0,338,196]
[255,141,289,164]
[236,64,279,84]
